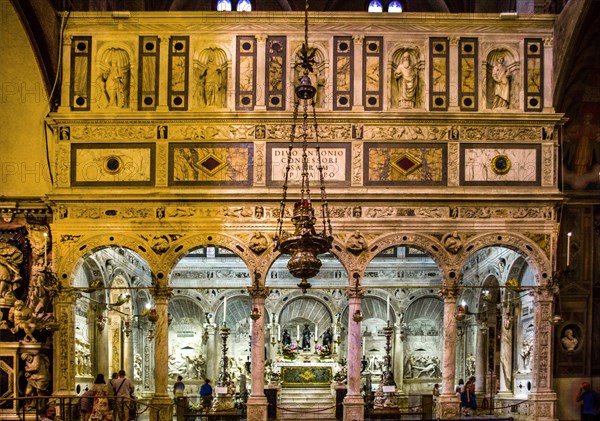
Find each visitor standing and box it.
[199,379,213,409]
[577,382,598,421]
[173,375,185,398]
[79,387,94,421]
[112,370,134,421]
[90,374,110,420]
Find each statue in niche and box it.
[466,353,476,377]
[281,328,292,346]
[0,240,23,300]
[391,49,424,109]
[294,46,327,108]
[486,49,518,110]
[9,300,37,342]
[301,324,312,350]
[194,48,228,109]
[561,328,579,351]
[22,352,51,410]
[520,339,532,371]
[322,328,333,348]
[96,48,131,109]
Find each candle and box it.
[43,232,48,267]
[315,325,318,341]
[362,336,366,356]
[278,325,281,339]
[567,232,572,266]
[223,296,227,326]
[333,324,337,337]
[386,296,390,323]
[297,325,300,341]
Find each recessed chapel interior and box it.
[1,0,599,420]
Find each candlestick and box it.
[315,325,318,342]
[223,296,227,326]
[386,296,390,323]
[567,232,572,267]
[43,232,48,267]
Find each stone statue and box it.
[194,48,228,108]
[0,240,23,299]
[346,231,367,255]
[486,50,517,110]
[561,328,578,351]
[520,339,532,371]
[466,353,476,377]
[393,50,422,109]
[22,352,51,409]
[281,328,292,346]
[301,324,311,351]
[322,328,333,348]
[9,300,37,342]
[96,48,130,109]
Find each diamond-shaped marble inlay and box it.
[391,152,422,176]
[199,153,226,176]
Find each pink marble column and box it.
[150,283,173,421]
[475,325,487,396]
[246,278,270,421]
[343,282,365,421]
[437,284,461,419]
[528,287,557,420]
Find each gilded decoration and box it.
[366,144,445,184]
[169,143,253,185]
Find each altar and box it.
[275,360,337,388]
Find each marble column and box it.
[498,301,514,398]
[352,35,364,110]
[255,34,267,110]
[124,323,134,383]
[246,277,270,421]
[475,325,487,396]
[395,324,404,392]
[205,325,218,383]
[52,291,76,395]
[150,284,173,421]
[527,287,557,420]
[437,284,461,419]
[343,282,365,421]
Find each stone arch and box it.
[162,232,257,282]
[358,232,453,282]
[57,234,158,287]
[459,233,551,287]
[261,236,354,289]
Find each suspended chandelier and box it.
[273,0,333,294]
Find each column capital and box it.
[352,35,364,45]
[151,285,173,301]
[439,284,461,300]
[256,34,268,44]
[248,271,271,298]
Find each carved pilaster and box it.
[52,292,76,394]
[526,287,557,420]
[352,35,364,109]
[255,34,268,110]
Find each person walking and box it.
[112,370,134,421]
[577,382,598,421]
